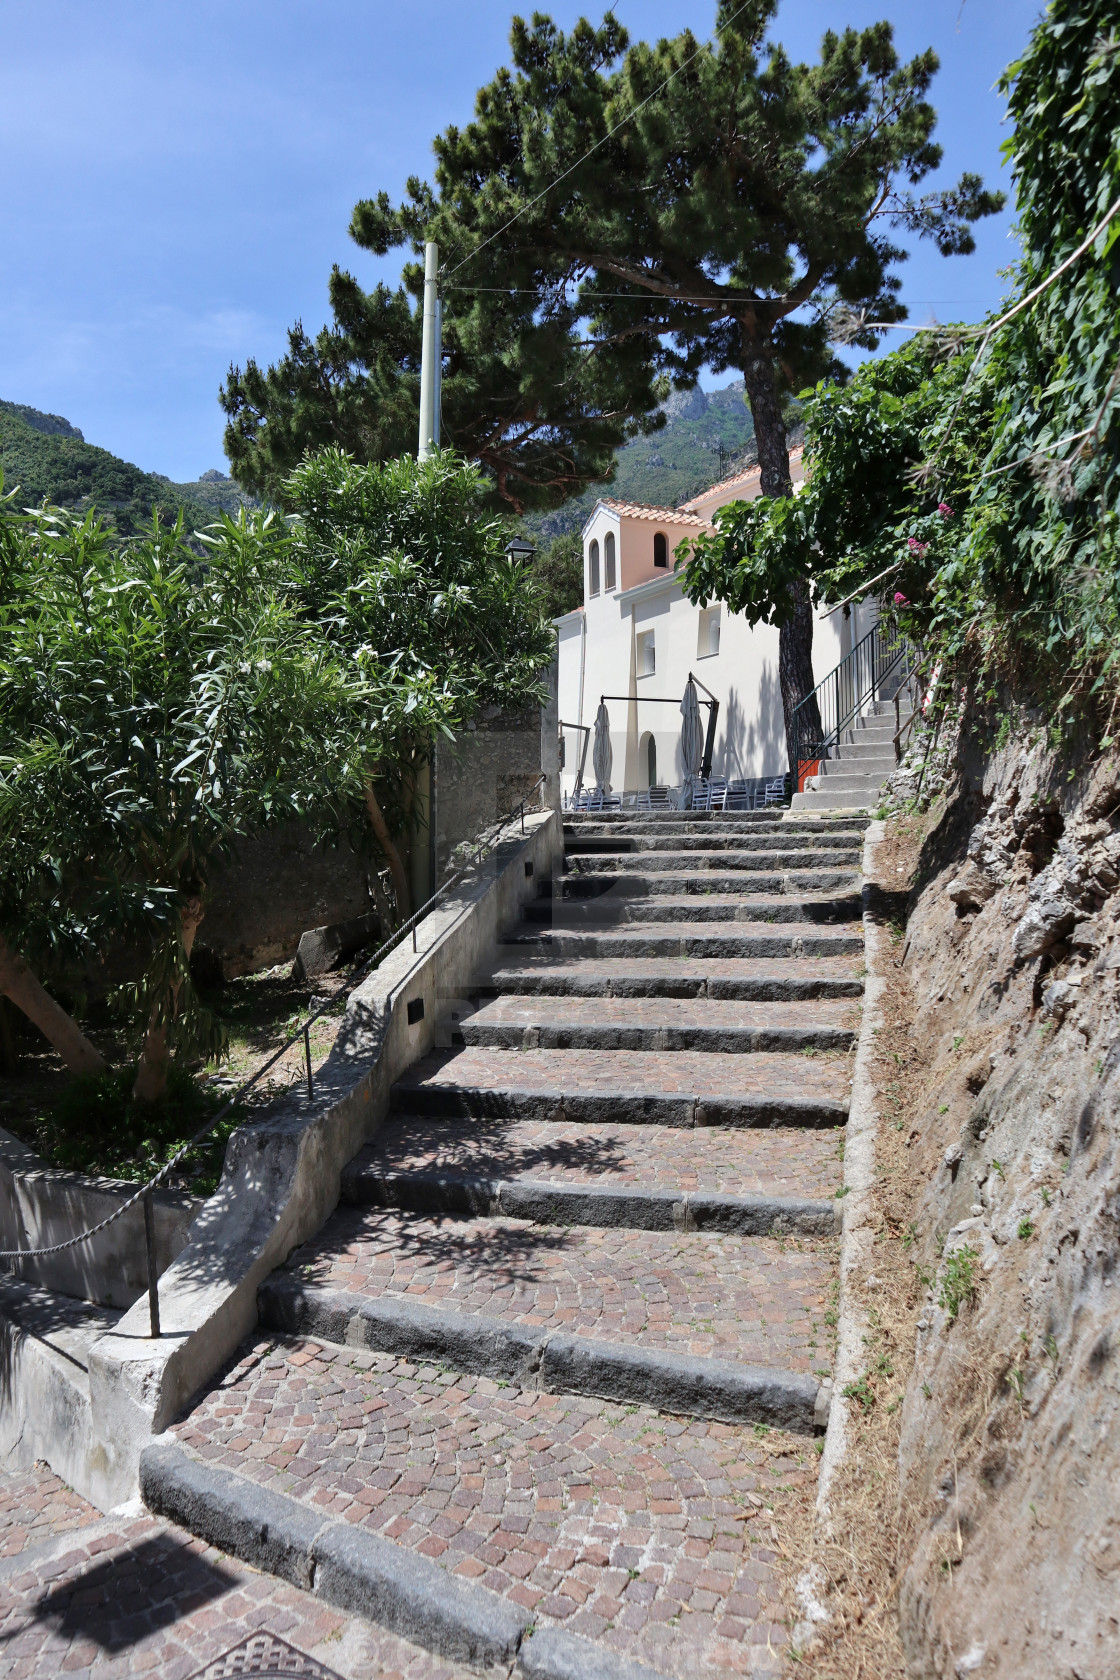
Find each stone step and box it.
[343,1116,842,1214]
[801,774,887,796]
[558,869,859,899]
[460,995,857,1055]
[259,1205,830,1427]
[789,791,874,812]
[565,833,863,854]
[564,810,844,826]
[391,1047,849,1127]
[505,921,864,959]
[486,954,865,999]
[167,1334,823,1675]
[565,846,861,871]
[819,753,896,777]
[525,895,861,927]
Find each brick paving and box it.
[174,1336,810,1678]
[348,1118,843,1201]
[488,954,865,996]
[285,1207,834,1372]
[392,1046,851,1107]
[0,1467,473,1679]
[0,1464,100,1558]
[463,994,858,1044]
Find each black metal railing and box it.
[790,618,917,792]
[0,774,548,1335]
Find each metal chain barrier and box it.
[0,776,547,1333]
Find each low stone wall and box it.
[41,809,562,1512]
[0,1161,201,1310]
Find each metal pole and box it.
[303,1026,313,1101]
[143,1189,161,1338]
[418,241,440,460]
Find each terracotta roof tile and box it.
[679,445,804,511]
[600,498,705,526]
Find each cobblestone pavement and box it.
[0,1465,100,1558]
[144,809,866,1678]
[175,1337,811,1678]
[393,1046,851,1106]
[286,1208,835,1371]
[348,1118,843,1200]
[488,955,865,996]
[0,1467,474,1680]
[464,995,859,1035]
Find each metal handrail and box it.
[790,618,917,790]
[0,773,548,1332]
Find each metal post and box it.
[143,1189,161,1338]
[303,1026,313,1101]
[418,241,441,460]
[412,923,417,952]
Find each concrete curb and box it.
[139,1439,669,1678]
[816,818,886,1523]
[257,1276,822,1431]
[340,1165,839,1236]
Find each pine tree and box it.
[342,1,1002,763]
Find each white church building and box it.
[553,450,876,804]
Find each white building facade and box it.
[555,451,876,802]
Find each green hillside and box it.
[526,380,759,542]
[0,401,256,536]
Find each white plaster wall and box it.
[556,546,847,799]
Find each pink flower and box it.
[938,502,954,518]
[907,537,928,555]
[894,591,910,606]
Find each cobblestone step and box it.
[558,869,859,900]
[506,921,864,959]
[564,848,860,873]
[460,995,857,1054]
[391,1047,849,1127]
[565,812,868,830]
[486,954,865,999]
[565,832,863,854]
[342,1116,842,1212]
[263,1204,831,1396]
[169,1335,811,1677]
[527,895,860,928]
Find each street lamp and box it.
[504,537,536,566]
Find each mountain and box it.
[0,401,257,536]
[525,380,760,542]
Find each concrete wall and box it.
[0,1162,201,1310]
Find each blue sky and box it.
[2,0,1043,482]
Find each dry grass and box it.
[764,811,948,1677]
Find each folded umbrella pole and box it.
[680,676,704,809]
[593,701,613,793]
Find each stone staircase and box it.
[161,807,868,1679]
[791,699,911,811]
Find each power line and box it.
[440,0,759,284]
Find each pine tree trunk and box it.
[740,337,823,781]
[133,898,205,1105]
[0,932,108,1076]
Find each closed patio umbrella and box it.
[593,700,613,792]
[680,676,704,808]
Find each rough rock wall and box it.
[891,729,1120,1679]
